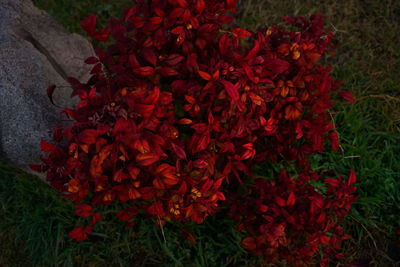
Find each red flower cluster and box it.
[31,0,357,264]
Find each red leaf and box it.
[249,92,264,106]
[232,28,252,38]
[170,8,184,19]
[67,77,81,87]
[338,91,356,104]
[309,196,324,214]
[191,121,206,133]
[75,204,93,217]
[40,140,56,152]
[153,177,165,190]
[348,170,357,185]
[78,129,98,145]
[84,56,99,64]
[284,103,303,120]
[212,70,220,80]
[185,204,194,218]
[186,53,199,72]
[182,228,197,244]
[221,80,239,101]
[193,159,208,169]
[90,213,102,226]
[165,54,185,66]
[90,156,103,177]
[198,70,211,81]
[320,235,330,244]
[241,237,257,250]
[226,0,237,8]
[68,227,90,242]
[195,134,210,153]
[213,177,224,190]
[316,213,326,224]
[158,67,179,77]
[129,54,140,67]
[329,132,340,152]
[149,16,163,25]
[287,192,296,206]
[136,153,159,166]
[272,224,285,237]
[265,58,290,74]
[171,26,184,34]
[29,164,47,172]
[177,0,188,8]
[325,178,340,187]
[144,87,160,104]
[113,118,135,135]
[92,29,111,42]
[245,41,260,60]
[185,95,196,104]
[242,64,256,82]
[113,169,127,182]
[319,75,332,92]
[172,143,186,159]
[196,0,205,13]
[162,174,179,186]
[177,118,193,125]
[61,109,77,119]
[116,210,133,221]
[88,88,96,98]
[219,34,230,55]
[142,48,157,66]
[90,63,102,74]
[201,179,213,194]
[127,166,140,179]
[257,204,269,213]
[133,66,155,76]
[123,6,138,22]
[307,52,321,63]
[130,16,145,28]
[134,104,155,118]
[129,187,142,199]
[81,14,97,33]
[155,9,165,17]
[132,138,151,153]
[99,145,113,164]
[182,9,191,21]
[147,202,164,215]
[274,196,286,207]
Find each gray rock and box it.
[0,0,94,174]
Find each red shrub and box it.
[31,0,357,264]
[229,170,358,266]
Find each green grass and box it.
[32,0,133,34]
[0,161,260,266]
[2,0,399,266]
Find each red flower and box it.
[338,91,356,104]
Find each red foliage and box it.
[33,0,357,264]
[229,170,358,266]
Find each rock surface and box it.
[0,0,94,173]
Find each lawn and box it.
[1,0,399,266]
